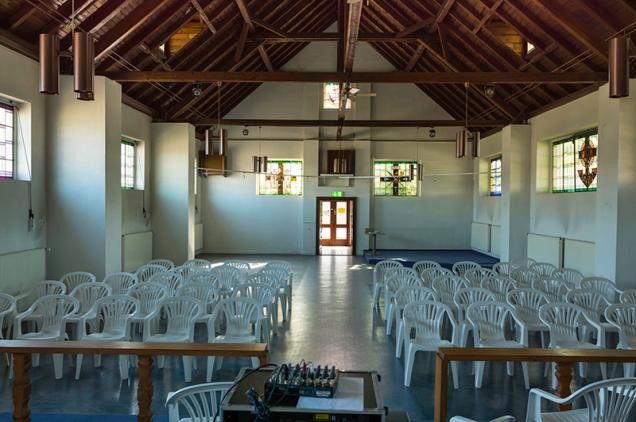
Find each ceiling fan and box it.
[345,87,376,101]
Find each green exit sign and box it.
[331,191,344,197]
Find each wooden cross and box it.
[379,165,413,196]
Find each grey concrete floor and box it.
[0,254,605,421]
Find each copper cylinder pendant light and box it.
[609,35,630,98]
[219,129,227,156]
[73,31,95,97]
[39,33,60,94]
[456,130,466,158]
[471,131,481,158]
[76,91,94,101]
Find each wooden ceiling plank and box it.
[191,0,217,34]
[521,0,608,60]
[473,0,504,35]
[396,18,435,37]
[253,18,288,38]
[404,44,425,71]
[8,4,38,30]
[94,0,173,61]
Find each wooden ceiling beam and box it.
[235,23,251,62]
[191,0,217,34]
[253,18,288,38]
[396,18,435,37]
[258,45,274,71]
[337,0,363,140]
[234,0,255,31]
[404,44,425,71]
[183,119,510,127]
[108,70,607,84]
[94,0,173,61]
[472,0,504,35]
[430,0,456,32]
[60,0,128,50]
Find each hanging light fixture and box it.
[609,35,630,98]
[456,82,469,158]
[39,33,60,94]
[73,31,94,96]
[76,91,94,101]
[471,130,481,158]
[216,81,228,156]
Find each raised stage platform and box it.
[363,249,499,269]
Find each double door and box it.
[319,199,353,247]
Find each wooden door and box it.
[319,199,352,246]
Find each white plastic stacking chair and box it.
[172,265,202,283]
[452,261,481,277]
[128,282,168,339]
[34,280,67,297]
[412,260,441,279]
[67,283,112,339]
[102,272,137,295]
[210,265,242,298]
[166,381,233,422]
[135,263,166,283]
[207,297,262,382]
[224,259,251,272]
[605,304,636,377]
[453,288,496,347]
[59,271,96,293]
[529,262,557,278]
[259,266,290,324]
[394,287,438,358]
[526,377,636,422]
[177,282,220,342]
[506,289,550,348]
[539,302,607,380]
[420,267,452,287]
[144,296,202,382]
[582,277,622,303]
[185,258,212,270]
[432,274,468,311]
[385,273,422,335]
[467,301,530,389]
[510,269,540,289]
[493,262,519,276]
[0,293,17,365]
[262,261,293,321]
[553,268,584,290]
[620,289,636,304]
[450,416,515,422]
[566,289,615,347]
[464,268,497,287]
[247,272,281,334]
[403,301,459,388]
[148,259,175,271]
[14,295,79,379]
[74,295,138,380]
[148,271,184,296]
[383,267,418,320]
[532,278,570,302]
[481,276,517,302]
[233,283,275,344]
[372,260,403,312]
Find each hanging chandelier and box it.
[456,82,480,158]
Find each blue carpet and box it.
[0,414,168,422]
[363,249,499,269]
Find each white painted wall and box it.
[203,37,468,255]
[151,123,196,264]
[47,76,122,280]
[121,104,152,234]
[529,91,599,242]
[0,45,47,294]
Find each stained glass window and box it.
[373,161,418,197]
[0,103,15,179]
[257,160,303,196]
[489,157,502,196]
[552,129,598,193]
[323,83,352,109]
[121,140,136,190]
